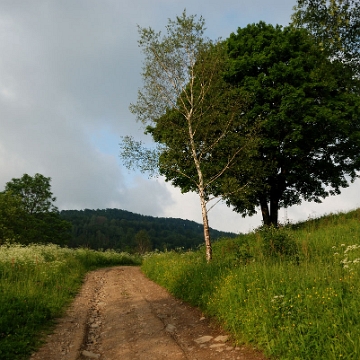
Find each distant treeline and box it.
[60,208,236,252]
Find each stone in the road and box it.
[165,324,176,333]
[214,335,229,342]
[81,350,100,358]
[194,335,213,344]
[210,343,226,349]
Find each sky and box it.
[1,0,360,234]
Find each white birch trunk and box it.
[199,189,212,262]
[187,113,212,262]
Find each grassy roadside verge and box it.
[142,209,360,359]
[0,243,141,360]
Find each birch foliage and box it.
[122,11,256,261]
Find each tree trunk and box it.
[269,195,279,227]
[187,113,212,262]
[259,194,279,227]
[259,195,271,226]
[268,175,285,227]
[199,192,212,262]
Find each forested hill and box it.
[60,208,236,252]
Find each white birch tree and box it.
[121,11,255,262]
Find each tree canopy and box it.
[4,173,58,214]
[222,22,360,226]
[1,173,71,245]
[292,0,360,76]
[146,42,259,201]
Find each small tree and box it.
[134,229,152,254]
[5,173,58,214]
[3,173,71,245]
[121,11,255,261]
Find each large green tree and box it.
[2,173,71,244]
[222,22,360,226]
[120,12,256,261]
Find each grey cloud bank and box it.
[1,0,359,234]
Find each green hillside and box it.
[142,209,360,359]
[60,208,236,252]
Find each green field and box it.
[2,209,360,359]
[142,209,360,359]
[0,244,141,360]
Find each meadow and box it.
[0,243,141,360]
[142,209,360,360]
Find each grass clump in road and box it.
[0,243,141,360]
[142,209,360,360]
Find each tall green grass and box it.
[142,209,360,359]
[0,243,141,360]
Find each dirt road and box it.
[31,266,267,360]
